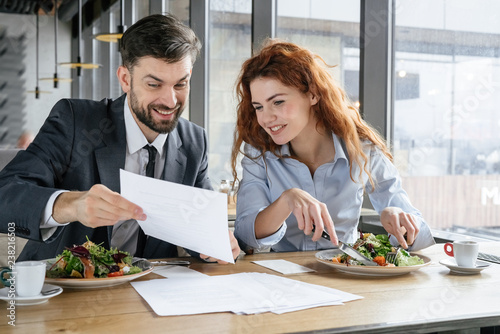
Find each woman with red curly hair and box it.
[230,40,434,253]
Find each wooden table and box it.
[1,243,500,334]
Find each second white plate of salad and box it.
[316,249,431,276]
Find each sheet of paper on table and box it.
[120,169,234,263]
[252,259,316,275]
[153,265,208,278]
[131,272,363,316]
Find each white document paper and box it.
[229,272,344,315]
[154,265,208,278]
[261,274,362,314]
[252,259,316,275]
[132,278,246,316]
[131,272,363,316]
[120,169,234,263]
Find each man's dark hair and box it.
[120,13,201,69]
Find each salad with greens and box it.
[46,239,143,279]
[331,233,424,267]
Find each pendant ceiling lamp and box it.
[27,11,51,98]
[40,0,72,87]
[60,0,101,76]
[94,0,126,43]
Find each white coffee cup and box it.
[444,241,479,268]
[0,261,46,297]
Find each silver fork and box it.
[386,247,401,265]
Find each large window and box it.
[208,1,252,186]
[394,0,500,238]
[277,0,360,103]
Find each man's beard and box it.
[129,85,184,134]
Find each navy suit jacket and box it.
[0,94,212,260]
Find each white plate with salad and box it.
[315,233,431,276]
[44,240,153,289]
[316,249,430,276]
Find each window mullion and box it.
[359,0,395,146]
[252,0,277,53]
[189,0,209,130]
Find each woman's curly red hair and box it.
[230,39,392,189]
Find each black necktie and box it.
[144,145,157,178]
[135,145,157,257]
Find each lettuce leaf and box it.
[396,249,424,266]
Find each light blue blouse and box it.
[234,133,435,252]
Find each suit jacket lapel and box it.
[95,95,127,193]
[161,127,187,184]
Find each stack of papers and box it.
[131,272,362,316]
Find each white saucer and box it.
[0,284,63,306]
[439,258,491,275]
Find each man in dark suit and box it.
[0,14,240,263]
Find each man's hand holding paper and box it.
[120,169,237,263]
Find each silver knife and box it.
[150,260,191,266]
[132,258,191,266]
[314,227,378,266]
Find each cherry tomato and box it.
[107,270,124,277]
